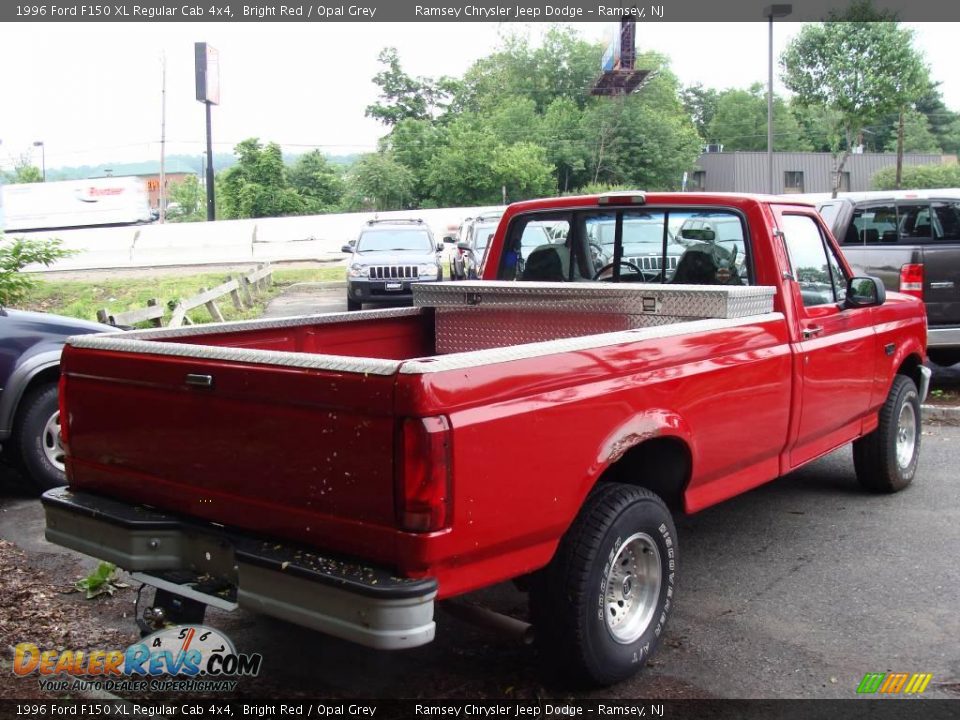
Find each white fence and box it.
[12,205,504,272]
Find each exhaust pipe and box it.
[442,601,535,645]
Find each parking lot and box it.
[2,420,958,700]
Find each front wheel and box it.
[530,484,677,687]
[13,382,66,492]
[853,375,921,493]
[346,298,361,311]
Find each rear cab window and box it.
[496,206,752,286]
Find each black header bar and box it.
[3,0,960,23]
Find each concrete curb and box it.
[922,404,960,425]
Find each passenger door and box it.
[773,207,879,468]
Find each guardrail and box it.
[96,263,273,328]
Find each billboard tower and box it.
[591,14,654,96]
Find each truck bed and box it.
[61,282,779,576]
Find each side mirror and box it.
[341,244,354,254]
[844,276,886,309]
[442,235,456,244]
[436,243,445,252]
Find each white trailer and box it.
[0,177,154,232]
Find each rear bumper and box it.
[41,487,437,650]
[927,326,960,348]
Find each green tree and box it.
[707,84,810,151]
[365,48,448,126]
[492,142,555,203]
[456,26,600,114]
[425,120,502,206]
[882,110,942,154]
[541,97,589,192]
[379,118,448,203]
[166,175,205,222]
[342,153,415,211]
[0,235,73,306]
[287,150,344,213]
[218,139,305,219]
[914,87,960,155]
[10,164,43,184]
[681,83,720,141]
[781,0,929,196]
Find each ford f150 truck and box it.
[42,192,928,687]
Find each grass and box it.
[19,266,345,327]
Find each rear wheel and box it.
[530,484,676,687]
[13,382,66,492]
[853,375,921,493]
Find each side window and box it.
[780,214,846,307]
[851,204,898,245]
[898,203,933,241]
[932,201,960,241]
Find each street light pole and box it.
[764,4,791,195]
[32,141,45,182]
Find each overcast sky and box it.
[0,21,957,173]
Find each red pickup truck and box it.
[43,193,929,687]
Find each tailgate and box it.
[922,242,960,328]
[60,344,401,561]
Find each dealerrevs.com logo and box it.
[13,625,263,693]
[856,672,933,695]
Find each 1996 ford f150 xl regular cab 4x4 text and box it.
[42,192,929,686]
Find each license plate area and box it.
[385,282,403,291]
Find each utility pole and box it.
[764,5,792,194]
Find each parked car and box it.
[817,190,960,366]
[44,191,927,687]
[0,308,111,490]
[342,218,445,311]
[449,212,503,280]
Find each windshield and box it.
[356,229,432,253]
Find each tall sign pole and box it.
[195,42,220,221]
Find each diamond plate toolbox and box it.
[414,282,776,354]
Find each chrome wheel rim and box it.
[896,400,917,470]
[604,532,662,644]
[42,411,65,472]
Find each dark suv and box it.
[1,308,111,490]
[342,218,445,311]
[818,191,960,366]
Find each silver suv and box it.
[342,219,445,311]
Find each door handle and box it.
[802,325,824,339]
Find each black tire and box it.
[852,375,921,493]
[13,382,66,492]
[346,298,361,311]
[530,484,677,687]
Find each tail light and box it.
[899,264,924,300]
[396,416,451,533]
